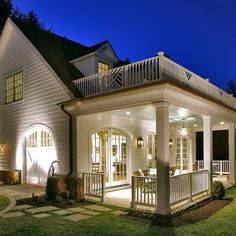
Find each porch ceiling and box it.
[91,104,230,130]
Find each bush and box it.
[212,181,225,200]
[46,176,59,200]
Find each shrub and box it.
[46,176,59,200]
[212,181,225,200]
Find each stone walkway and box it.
[1,203,126,222]
[0,184,126,222]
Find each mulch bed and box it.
[171,198,232,226]
[127,198,233,227]
[16,196,95,209]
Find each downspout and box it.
[60,104,73,177]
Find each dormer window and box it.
[98,62,109,73]
[5,71,23,104]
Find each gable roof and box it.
[11,19,110,97]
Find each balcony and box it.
[73,53,236,111]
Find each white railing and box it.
[196,160,229,175]
[131,169,209,209]
[131,176,157,208]
[82,172,105,202]
[73,54,236,110]
[170,169,209,205]
[74,56,159,97]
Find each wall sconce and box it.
[169,138,173,148]
[137,136,144,148]
[0,144,4,154]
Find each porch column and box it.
[202,115,213,193]
[229,123,236,184]
[155,101,170,215]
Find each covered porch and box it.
[64,53,236,215]
[72,100,235,214]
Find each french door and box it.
[91,128,128,187]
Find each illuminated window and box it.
[27,131,38,147]
[41,131,52,147]
[5,71,23,104]
[176,137,188,170]
[147,132,156,168]
[98,62,109,73]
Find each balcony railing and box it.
[197,160,229,175]
[73,53,236,110]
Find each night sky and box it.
[13,0,236,91]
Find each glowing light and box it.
[179,127,189,136]
[126,112,131,115]
[220,121,224,125]
[187,117,196,120]
[193,124,198,127]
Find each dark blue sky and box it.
[13,0,236,90]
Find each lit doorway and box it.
[91,128,128,187]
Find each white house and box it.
[0,18,235,215]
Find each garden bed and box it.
[16,196,95,209]
[128,198,232,227]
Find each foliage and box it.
[45,176,59,200]
[212,181,225,200]
[227,80,236,98]
[0,195,10,211]
[0,0,47,34]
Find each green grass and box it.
[0,195,10,211]
[1,188,236,235]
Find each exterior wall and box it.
[0,22,71,177]
[73,55,97,76]
[72,45,116,76]
[77,114,156,183]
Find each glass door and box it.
[91,129,128,187]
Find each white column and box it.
[202,115,213,193]
[155,102,170,215]
[229,123,236,184]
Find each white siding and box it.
[0,22,71,175]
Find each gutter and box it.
[60,104,73,177]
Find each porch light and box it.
[220,121,224,125]
[169,138,173,148]
[137,136,144,148]
[179,127,189,137]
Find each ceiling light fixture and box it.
[126,112,131,115]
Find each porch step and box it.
[105,184,131,193]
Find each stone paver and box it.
[13,204,33,211]
[82,210,101,216]
[111,210,127,216]
[33,213,51,218]
[52,210,73,216]
[84,205,113,212]
[26,206,59,214]
[64,213,92,222]
[67,207,89,213]
[2,211,25,218]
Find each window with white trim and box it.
[147,132,156,168]
[176,137,188,170]
[5,71,23,104]
[98,62,109,73]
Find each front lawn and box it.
[0,195,10,211]
[1,187,236,235]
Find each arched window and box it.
[176,136,188,170]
